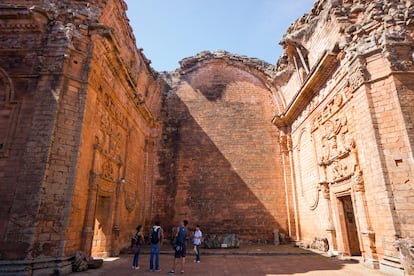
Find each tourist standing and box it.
[131,225,144,270]
[149,220,163,272]
[168,220,189,274]
[193,225,202,263]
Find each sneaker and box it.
[155,268,161,272]
[135,266,140,270]
[180,270,184,274]
[167,270,175,274]
[197,261,200,263]
[132,266,135,269]
[193,260,197,263]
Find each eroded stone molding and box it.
[178,50,277,84]
[276,0,414,98]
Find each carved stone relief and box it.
[94,93,126,183]
[299,82,364,211]
[92,88,137,212]
[316,115,358,184]
[0,68,19,158]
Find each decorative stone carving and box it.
[317,115,358,184]
[347,60,368,91]
[352,170,365,192]
[310,237,329,252]
[394,238,414,276]
[280,135,288,153]
[72,251,103,272]
[72,251,90,272]
[0,68,18,158]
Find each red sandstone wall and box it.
[64,0,162,257]
[156,60,287,242]
[393,74,414,239]
[0,6,64,259]
[278,1,414,271]
[0,0,162,263]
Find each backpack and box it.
[150,227,160,244]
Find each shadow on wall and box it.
[157,66,286,243]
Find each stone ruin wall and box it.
[63,0,163,258]
[0,0,163,268]
[153,52,288,242]
[0,0,414,275]
[274,0,414,272]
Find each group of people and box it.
[130,219,202,274]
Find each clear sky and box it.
[124,1,315,72]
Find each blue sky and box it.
[124,1,315,72]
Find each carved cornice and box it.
[0,6,33,19]
[272,51,339,128]
[0,6,46,33]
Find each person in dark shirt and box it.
[167,220,188,274]
[131,225,144,270]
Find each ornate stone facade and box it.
[273,0,414,275]
[0,0,413,276]
[0,1,162,274]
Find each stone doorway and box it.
[339,195,361,256]
[91,195,112,257]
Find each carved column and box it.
[351,171,379,269]
[110,175,124,256]
[81,144,100,255]
[319,181,337,254]
[280,133,293,239]
[287,134,300,241]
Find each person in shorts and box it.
[167,220,188,274]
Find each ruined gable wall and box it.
[156,52,286,242]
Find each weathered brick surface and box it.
[274,0,414,274]
[155,56,286,242]
[0,0,162,273]
[1,0,414,275]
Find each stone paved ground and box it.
[72,245,388,276]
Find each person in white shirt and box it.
[193,225,202,263]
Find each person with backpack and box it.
[149,220,163,272]
[167,220,188,275]
[131,225,144,270]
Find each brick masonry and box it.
[155,57,286,242]
[0,0,413,276]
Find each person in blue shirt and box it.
[168,220,188,274]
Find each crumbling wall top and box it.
[176,50,277,83]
